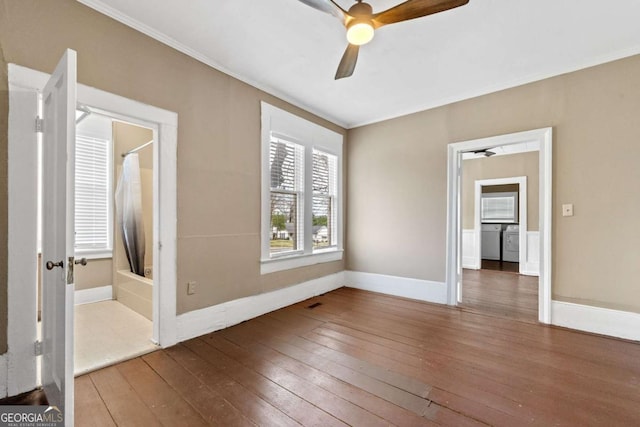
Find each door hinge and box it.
[35,117,43,133]
[34,340,43,356]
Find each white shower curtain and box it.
[115,153,146,276]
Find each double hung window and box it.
[261,103,343,273]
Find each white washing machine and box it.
[481,223,502,260]
[502,225,519,262]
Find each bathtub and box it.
[116,270,153,321]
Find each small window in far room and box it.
[75,134,113,258]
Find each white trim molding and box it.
[176,272,344,342]
[447,127,552,323]
[344,271,447,305]
[74,285,113,305]
[552,301,640,342]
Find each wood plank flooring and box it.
[480,260,519,273]
[74,287,640,426]
[461,269,538,322]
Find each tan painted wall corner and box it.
[348,54,640,313]
[0,0,347,332]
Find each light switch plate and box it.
[562,204,574,217]
[187,281,197,295]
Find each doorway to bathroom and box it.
[69,111,158,374]
[7,60,178,409]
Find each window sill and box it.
[260,249,343,275]
[75,250,113,260]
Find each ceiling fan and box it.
[473,149,496,157]
[298,0,470,79]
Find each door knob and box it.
[74,258,88,266]
[46,260,64,270]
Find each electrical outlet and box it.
[187,281,197,295]
[562,204,574,217]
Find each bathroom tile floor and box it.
[74,300,158,376]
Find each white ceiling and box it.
[78,0,640,129]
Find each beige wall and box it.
[75,259,112,291]
[461,152,539,231]
[0,0,347,354]
[348,54,640,314]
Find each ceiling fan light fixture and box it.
[346,20,374,45]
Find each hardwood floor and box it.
[74,288,640,426]
[480,260,519,273]
[461,268,538,323]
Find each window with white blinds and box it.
[269,138,304,256]
[312,149,337,250]
[261,102,343,273]
[481,192,518,223]
[75,134,113,256]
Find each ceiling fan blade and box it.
[372,0,468,27]
[335,44,359,80]
[297,0,347,21]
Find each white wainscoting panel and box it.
[552,301,640,342]
[176,272,344,342]
[344,271,447,304]
[74,285,114,305]
[522,231,540,276]
[462,229,479,269]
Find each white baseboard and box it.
[176,272,344,343]
[552,301,640,342]
[462,260,480,270]
[522,231,540,276]
[0,354,7,399]
[74,285,113,305]
[344,271,447,305]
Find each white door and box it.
[41,49,77,426]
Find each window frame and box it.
[260,102,343,274]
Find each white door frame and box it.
[6,63,178,396]
[473,176,528,275]
[446,127,552,324]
